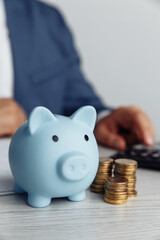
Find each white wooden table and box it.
[0,140,160,240]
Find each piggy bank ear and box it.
[28,106,57,135]
[70,106,97,131]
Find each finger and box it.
[132,112,154,146]
[115,107,154,146]
[95,124,127,150]
[120,131,140,145]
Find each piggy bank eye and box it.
[52,135,59,142]
[84,135,89,141]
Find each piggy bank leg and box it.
[14,182,25,193]
[68,191,86,202]
[28,193,51,208]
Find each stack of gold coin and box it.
[90,158,113,193]
[104,176,128,204]
[114,159,138,197]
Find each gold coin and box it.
[97,173,112,177]
[127,179,136,184]
[126,178,136,183]
[105,190,128,195]
[105,189,128,195]
[96,172,111,175]
[105,184,128,190]
[98,165,113,169]
[128,189,136,193]
[115,166,137,171]
[104,196,128,205]
[115,167,136,172]
[98,169,112,173]
[115,164,137,169]
[122,178,136,183]
[97,170,111,173]
[128,188,136,191]
[93,179,106,185]
[114,172,136,178]
[90,184,104,189]
[115,159,138,168]
[105,182,128,189]
[98,168,112,171]
[91,183,104,189]
[98,172,112,176]
[126,175,136,178]
[104,195,128,201]
[105,176,128,186]
[99,164,113,167]
[127,186,136,190]
[114,175,136,183]
[127,185,136,189]
[105,186,128,192]
[99,161,113,165]
[90,186,104,193]
[115,171,136,176]
[114,168,136,175]
[95,174,111,179]
[127,184,136,188]
[128,190,137,197]
[99,158,114,164]
[105,185,128,191]
[104,193,128,200]
[98,165,112,169]
[97,170,112,174]
[119,178,136,184]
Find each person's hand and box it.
[0,98,27,137]
[94,106,154,150]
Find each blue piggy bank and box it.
[9,106,99,208]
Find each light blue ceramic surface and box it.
[9,106,99,208]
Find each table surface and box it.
[0,140,160,240]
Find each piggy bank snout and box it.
[58,153,89,181]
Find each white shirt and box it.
[0,0,13,98]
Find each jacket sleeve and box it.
[46,6,112,116]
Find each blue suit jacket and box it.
[4,0,109,116]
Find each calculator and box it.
[111,143,160,170]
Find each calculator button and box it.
[150,153,160,158]
[140,152,148,157]
[130,151,136,156]
[132,145,144,150]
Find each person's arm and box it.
[0,98,26,136]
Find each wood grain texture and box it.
[0,141,160,239]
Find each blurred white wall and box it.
[40,0,160,137]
